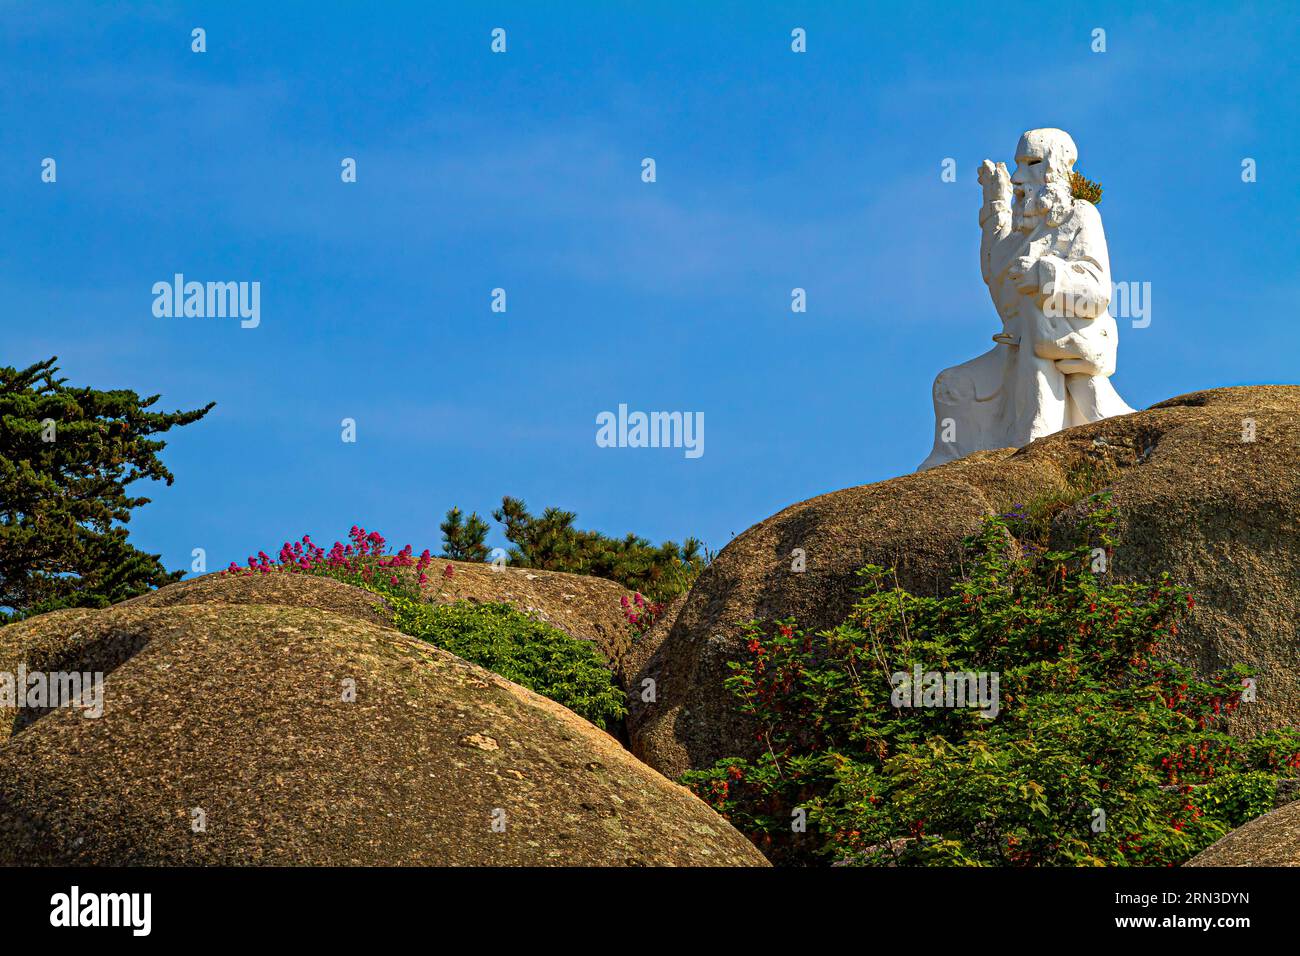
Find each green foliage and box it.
[0,357,214,620]
[387,595,627,730]
[1001,457,1118,544]
[434,495,708,600]
[487,495,705,601]
[440,507,490,562]
[684,495,1300,866]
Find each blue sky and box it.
[3,1,1297,573]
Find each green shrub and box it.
[684,495,1300,866]
[387,596,627,731]
[1000,457,1118,544]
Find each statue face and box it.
[1011,147,1047,188]
[1011,131,1076,228]
[1011,133,1054,201]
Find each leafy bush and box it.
[389,597,627,731]
[227,526,626,730]
[683,495,1300,866]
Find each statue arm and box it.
[980,200,1013,285]
[978,161,1013,286]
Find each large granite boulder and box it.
[630,386,1300,779]
[0,574,766,866]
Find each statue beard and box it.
[1013,182,1074,231]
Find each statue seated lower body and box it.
[918,338,1135,470]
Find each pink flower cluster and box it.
[225,525,439,587]
[621,591,665,635]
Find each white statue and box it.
[919,128,1135,470]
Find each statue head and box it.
[1011,128,1077,229]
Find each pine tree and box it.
[440,507,490,562]
[488,495,705,600]
[0,357,214,619]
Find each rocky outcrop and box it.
[0,575,767,866]
[1188,799,1300,866]
[630,386,1300,779]
[131,560,635,679]
[123,568,399,626]
[409,560,635,680]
